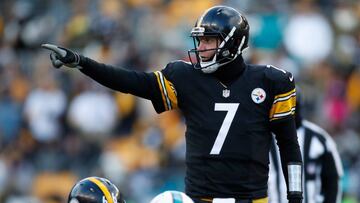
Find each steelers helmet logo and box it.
[251,88,266,104]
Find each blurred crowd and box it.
[0,0,359,202]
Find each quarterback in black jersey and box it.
[42,5,303,203]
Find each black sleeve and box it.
[78,55,161,101]
[321,151,341,203]
[270,118,303,199]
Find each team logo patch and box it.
[251,88,266,104]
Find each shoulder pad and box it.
[162,60,193,77]
[264,65,294,83]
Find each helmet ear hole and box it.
[221,49,230,57]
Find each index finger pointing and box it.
[41,44,67,57]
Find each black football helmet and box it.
[68,177,125,203]
[188,5,250,73]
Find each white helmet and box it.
[150,191,194,203]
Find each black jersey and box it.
[78,56,299,200]
[150,61,296,199]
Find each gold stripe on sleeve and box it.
[163,77,178,109]
[154,71,169,111]
[274,88,296,101]
[154,71,178,111]
[269,89,296,121]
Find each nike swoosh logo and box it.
[289,75,294,82]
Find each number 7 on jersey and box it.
[210,103,239,155]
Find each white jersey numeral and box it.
[210,103,239,155]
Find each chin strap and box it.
[200,54,220,73]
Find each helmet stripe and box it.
[218,26,237,48]
[87,177,114,203]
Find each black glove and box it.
[288,192,303,203]
[288,198,302,203]
[41,43,81,68]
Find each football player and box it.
[43,5,303,203]
[68,177,125,203]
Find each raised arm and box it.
[41,43,160,100]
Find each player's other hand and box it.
[288,195,302,203]
[41,44,81,69]
[288,192,302,203]
[288,199,302,203]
